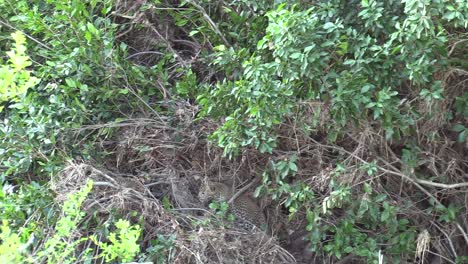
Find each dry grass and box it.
[54,112,296,263]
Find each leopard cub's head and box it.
[198,181,232,205]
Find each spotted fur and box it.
[199,181,267,231]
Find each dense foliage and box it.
[201,0,466,155]
[1,0,467,263]
[1,0,151,262]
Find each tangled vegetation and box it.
[0,0,467,263]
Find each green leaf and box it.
[289,162,298,173]
[458,130,466,142]
[452,124,465,132]
[323,22,335,30]
[65,78,77,88]
[290,52,302,59]
[257,39,266,50]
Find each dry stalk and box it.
[228,177,260,205]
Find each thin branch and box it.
[376,157,468,189]
[126,51,165,60]
[455,223,468,248]
[143,19,187,67]
[171,208,211,214]
[431,221,457,259]
[228,177,260,204]
[0,19,53,50]
[144,181,167,188]
[448,39,468,57]
[93,181,119,189]
[305,138,468,246]
[90,167,119,185]
[309,136,468,189]
[414,178,468,189]
[426,250,456,264]
[186,0,231,47]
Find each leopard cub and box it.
[198,181,267,231]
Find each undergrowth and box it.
[1,0,467,263]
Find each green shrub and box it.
[37,180,95,263]
[0,31,39,112]
[0,220,28,263]
[199,1,466,156]
[91,219,142,263]
[196,3,466,260]
[255,157,416,262]
[0,180,142,263]
[308,182,416,262]
[0,0,466,263]
[0,0,166,179]
[0,1,156,262]
[139,234,176,264]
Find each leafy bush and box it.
[37,180,95,263]
[195,1,467,262]
[0,220,28,263]
[91,219,142,263]
[0,180,142,263]
[0,0,158,262]
[256,157,416,262]
[308,183,416,262]
[199,1,466,156]
[0,0,466,263]
[139,234,176,264]
[0,0,163,179]
[0,31,39,112]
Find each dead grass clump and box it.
[51,162,180,245]
[62,109,302,263]
[50,158,297,263]
[177,228,295,264]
